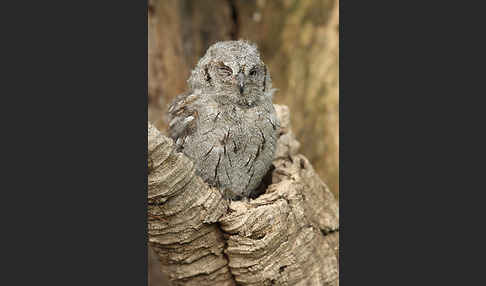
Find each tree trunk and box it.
[148,0,339,198]
[148,1,339,284]
[148,105,339,285]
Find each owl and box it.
[168,40,280,200]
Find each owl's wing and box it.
[167,91,199,149]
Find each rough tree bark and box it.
[148,105,339,285]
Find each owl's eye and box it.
[218,65,233,76]
[249,68,257,76]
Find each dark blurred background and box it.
[148,1,338,284]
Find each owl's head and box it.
[188,40,274,107]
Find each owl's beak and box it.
[237,72,245,94]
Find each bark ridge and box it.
[148,105,339,285]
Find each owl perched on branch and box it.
[168,40,280,199]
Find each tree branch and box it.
[148,105,339,285]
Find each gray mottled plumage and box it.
[168,41,280,199]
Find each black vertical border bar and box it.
[1,1,148,285]
[143,0,149,284]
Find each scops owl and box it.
[168,40,280,199]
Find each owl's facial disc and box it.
[217,62,233,77]
[215,61,247,94]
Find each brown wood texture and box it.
[148,1,339,284]
[148,105,339,285]
[147,0,339,198]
